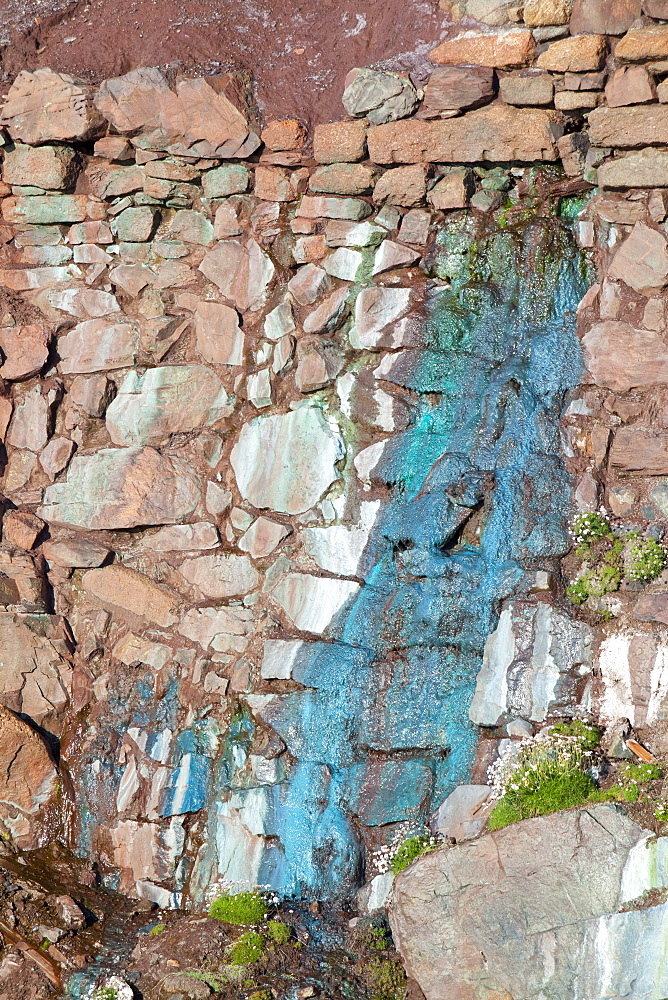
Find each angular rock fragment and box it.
[427,168,475,210]
[169,210,214,246]
[313,121,368,163]
[254,166,302,202]
[610,428,668,474]
[343,68,418,125]
[288,264,331,305]
[295,196,372,221]
[39,437,75,480]
[616,26,668,62]
[570,0,641,34]
[112,632,171,670]
[605,66,656,108]
[82,565,180,626]
[199,239,274,311]
[106,365,232,447]
[295,339,344,392]
[608,222,668,296]
[0,324,49,381]
[179,553,259,598]
[239,517,290,558]
[303,287,349,335]
[3,144,80,191]
[598,150,668,188]
[348,287,415,349]
[373,241,420,275]
[231,405,343,515]
[7,385,52,453]
[38,447,201,529]
[2,195,89,224]
[536,34,607,72]
[194,300,244,365]
[58,319,139,374]
[0,705,58,850]
[0,69,105,143]
[367,107,561,164]
[373,165,427,207]
[43,537,110,568]
[499,72,554,107]
[589,105,668,148]
[309,163,377,196]
[582,321,668,390]
[430,28,536,68]
[271,573,359,633]
[421,66,495,117]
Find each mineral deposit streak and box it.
[189,211,589,901]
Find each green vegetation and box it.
[367,957,407,1000]
[208,891,269,925]
[655,801,668,822]
[487,722,600,831]
[266,920,291,945]
[364,924,392,951]
[391,835,437,874]
[92,989,118,1000]
[227,930,266,966]
[248,991,272,1000]
[567,513,666,609]
[589,761,663,805]
[183,971,228,992]
[149,922,166,936]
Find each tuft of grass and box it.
[227,930,265,966]
[183,971,228,992]
[209,892,268,926]
[550,720,601,752]
[266,920,291,945]
[391,835,436,874]
[488,769,596,831]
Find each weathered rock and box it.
[58,319,139,374]
[399,209,431,245]
[466,0,522,24]
[367,106,561,164]
[303,287,350,335]
[2,511,44,550]
[301,501,378,577]
[7,385,52,453]
[343,68,418,125]
[39,437,75,479]
[169,210,214,246]
[427,168,475,210]
[178,603,258,652]
[199,239,274,311]
[523,0,572,25]
[49,287,120,319]
[589,105,668,148]
[536,34,607,72]
[270,573,359,633]
[238,517,290,558]
[288,264,331,305]
[112,632,171,670]
[0,705,58,849]
[179,553,259,598]
[246,368,272,409]
[194,300,244,365]
[0,613,72,725]
[313,121,368,163]
[43,537,110,568]
[373,241,421,275]
[554,90,604,111]
[82,565,180,626]
[3,144,80,191]
[644,0,668,15]
[323,247,364,281]
[349,287,416,349]
[608,222,668,296]
[2,195,88,225]
[136,523,218,552]
[499,72,554,106]
[88,163,144,199]
[596,629,668,725]
[309,164,377,196]
[254,166,302,202]
[429,785,492,841]
[605,66,656,107]
[201,164,249,198]
[421,66,495,117]
[261,119,306,151]
[295,196,372,220]
[295,339,344,392]
[598,149,668,188]
[610,427,668,474]
[390,806,662,1000]
[571,0,641,33]
[469,600,592,725]
[373,165,428,207]
[430,29,535,68]
[106,365,232,447]
[38,447,201,529]
[616,26,668,62]
[112,207,157,242]
[0,324,49,381]
[582,320,668,390]
[231,406,343,515]
[0,69,104,143]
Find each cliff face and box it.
[3,1,668,995]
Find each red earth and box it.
[0,0,450,126]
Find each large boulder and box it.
[391,805,668,1000]
[0,68,105,143]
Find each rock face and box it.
[38,448,201,528]
[230,406,344,514]
[0,706,58,850]
[582,320,668,389]
[391,806,668,1000]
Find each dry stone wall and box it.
[3,1,668,928]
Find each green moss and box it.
[227,930,265,966]
[368,957,407,1000]
[149,922,166,936]
[266,920,291,945]
[209,892,268,925]
[623,761,663,783]
[391,835,435,874]
[364,924,392,951]
[625,537,666,582]
[550,720,601,752]
[488,769,596,831]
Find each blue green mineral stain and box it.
[258,211,592,900]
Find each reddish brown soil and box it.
[0,0,448,126]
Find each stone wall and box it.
[2,1,668,927]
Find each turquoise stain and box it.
[260,211,592,900]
